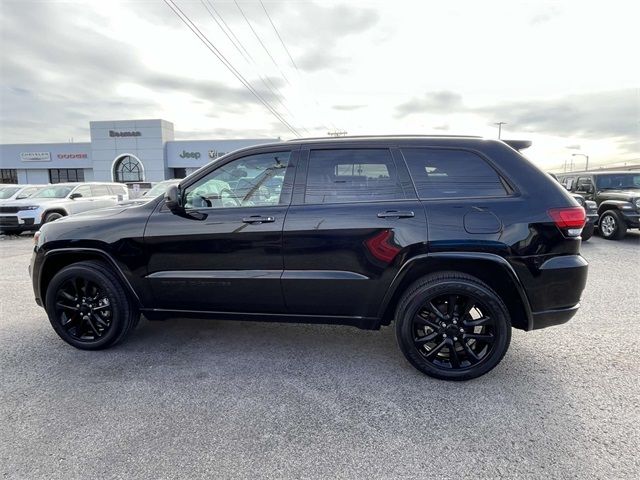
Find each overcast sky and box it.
[0,0,638,171]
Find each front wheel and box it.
[395,272,511,381]
[599,210,627,240]
[45,261,139,350]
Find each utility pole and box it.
[572,153,589,171]
[494,122,507,139]
[327,129,348,137]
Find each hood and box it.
[599,189,640,199]
[54,204,134,225]
[1,197,63,207]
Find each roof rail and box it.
[287,134,483,142]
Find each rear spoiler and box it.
[503,139,532,151]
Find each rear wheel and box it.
[45,261,139,349]
[599,210,627,240]
[395,272,511,381]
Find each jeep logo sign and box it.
[179,150,201,159]
[109,130,141,137]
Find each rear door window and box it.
[401,148,507,199]
[91,185,110,197]
[304,149,405,204]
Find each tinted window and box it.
[184,151,290,209]
[402,148,507,199]
[305,149,404,204]
[91,185,110,196]
[108,185,127,196]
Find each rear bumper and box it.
[531,304,580,330]
[511,254,588,330]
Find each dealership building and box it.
[0,119,279,185]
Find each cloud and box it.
[332,104,367,111]
[473,89,639,140]
[395,91,464,118]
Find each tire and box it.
[45,260,140,350]
[395,271,511,381]
[43,212,64,224]
[581,223,594,241]
[599,210,627,240]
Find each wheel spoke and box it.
[56,302,78,311]
[464,333,495,344]
[58,290,75,302]
[449,342,461,368]
[447,295,457,317]
[427,301,446,320]
[414,313,441,331]
[91,312,108,328]
[463,316,492,328]
[92,304,109,312]
[425,340,447,359]
[460,296,475,317]
[463,341,480,363]
[85,315,101,337]
[414,331,440,345]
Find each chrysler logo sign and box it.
[109,130,141,137]
[20,152,51,162]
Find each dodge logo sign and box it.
[57,153,88,159]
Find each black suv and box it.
[557,170,640,240]
[30,137,588,380]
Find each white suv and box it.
[0,184,46,204]
[0,182,129,233]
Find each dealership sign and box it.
[109,130,141,137]
[57,153,88,159]
[208,150,227,159]
[20,152,51,162]
[179,150,201,159]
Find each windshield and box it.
[596,174,640,190]
[145,181,176,198]
[31,185,73,198]
[0,187,20,199]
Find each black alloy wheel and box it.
[53,276,113,342]
[396,272,511,380]
[412,293,496,370]
[45,261,139,349]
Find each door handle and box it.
[377,210,415,218]
[242,216,275,224]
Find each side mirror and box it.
[69,192,83,199]
[164,185,182,212]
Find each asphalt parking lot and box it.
[1,233,638,479]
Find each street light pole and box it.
[572,153,589,171]
[494,121,507,139]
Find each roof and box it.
[287,134,483,142]
[558,170,640,175]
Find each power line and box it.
[163,0,301,137]
[200,0,310,135]
[233,0,291,86]
[259,0,299,72]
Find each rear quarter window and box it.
[401,148,507,199]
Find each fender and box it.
[597,200,634,214]
[39,247,142,306]
[378,252,534,330]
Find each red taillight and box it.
[548,207,586,236]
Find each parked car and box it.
[30,136,588,380]
[0,184,46,204]
[549,173,596,240]
[118,179,180,206]
[0,182,128,233]
[557,171,640,240]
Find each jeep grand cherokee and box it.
[30,136,588,380]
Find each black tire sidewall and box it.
[599,210,625,240]
[396,278,511,381]
[44,212,63,223]
[45,264,129,349]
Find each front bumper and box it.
[0,209,43,232]
[619,211,640,228]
